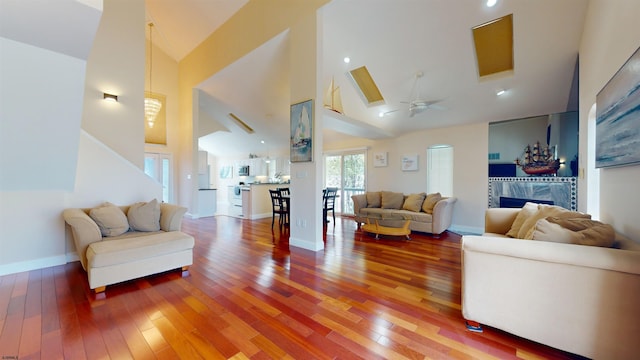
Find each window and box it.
[324,149,367,214]
[427,145,453,196]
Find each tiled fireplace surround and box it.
[489,177,577,211]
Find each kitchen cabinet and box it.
[197,189,216,217]
[250,158,267,176]
[242,188,251,218]
[275,157,290,176]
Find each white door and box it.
[144,152,173,203]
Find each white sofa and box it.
[351,191,457,235]
[63,201,194,293]
[462,207,640,359]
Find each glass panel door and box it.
[144,152,173,203]
[324,150,366,214]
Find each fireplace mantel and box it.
[488,177,577,210]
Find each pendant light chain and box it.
[149,23,153,95]
[144,22,162,128]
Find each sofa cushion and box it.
[360,207,396,219]
[506,202,539,238]
[519,204,590,239]
[366,192,381,208]
[381,191,404,209]
[403,193,426,212]
[422,192,442,214]
[86,231,195,268]
[391,209,432,222]
[89,202,129,237]
[530,217,615,247]
[127,199,161,232]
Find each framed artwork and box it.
[219,166,233,179]
[402,154,418,171]
[374,152,388,167]
[596,46,640,168]
[290,99,313,163]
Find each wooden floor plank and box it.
[0,216,587,359]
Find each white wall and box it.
[579,0,640,241]
[81,0,145,168]
[0,38,85,191]
[0,0,163,276]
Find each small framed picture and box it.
[401,154,418,171]
[373,152,388,167]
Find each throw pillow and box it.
[366,192,382,208]
[531,217,615,247]
[381,191,404,209]
[422,192,442,214]
[528,218,580,244]
[127,198,161,232]
[505,202,539,238]
[89,202,129,237]
[403,192,426,212]
[518,204,590,239]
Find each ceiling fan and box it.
[380,71,444,118]
[402,71,444,116]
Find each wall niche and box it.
[488,111,578,177]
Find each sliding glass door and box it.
[324,150,366,214]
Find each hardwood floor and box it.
[0,216,585,359]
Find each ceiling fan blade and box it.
[380,109,400,117]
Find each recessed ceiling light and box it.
[261,140,265,144]
[379,112,385,117]
[343,57,351,64]
[487,0,497,7]
[496,89,506,96]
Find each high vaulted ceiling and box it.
[152,0,589,157]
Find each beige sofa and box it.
[462,207,640,359]
[351,191,457,235]
[63,200,194,293]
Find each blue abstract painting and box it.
[596,46,640,168]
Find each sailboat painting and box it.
[290,99,313,162]
[596,46,640,168]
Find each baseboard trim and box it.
[290,237,325,252]
[449,225,483,236]
[0,255,67,277]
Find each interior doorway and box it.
[144,152,172,203]
[427,145,454,197]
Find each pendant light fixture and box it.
[145,22,162,128]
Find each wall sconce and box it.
[103,93,118,102]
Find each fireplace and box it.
[489,177,577,210]
[499,196,554,208]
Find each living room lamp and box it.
[144,22,162,128]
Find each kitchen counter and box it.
[241,184,288,219]
[197,188,217,217]
[249,183,290,186]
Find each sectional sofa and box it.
[462,204,640,359]
[351,191,457,235]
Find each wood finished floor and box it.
[0,216,586,359]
